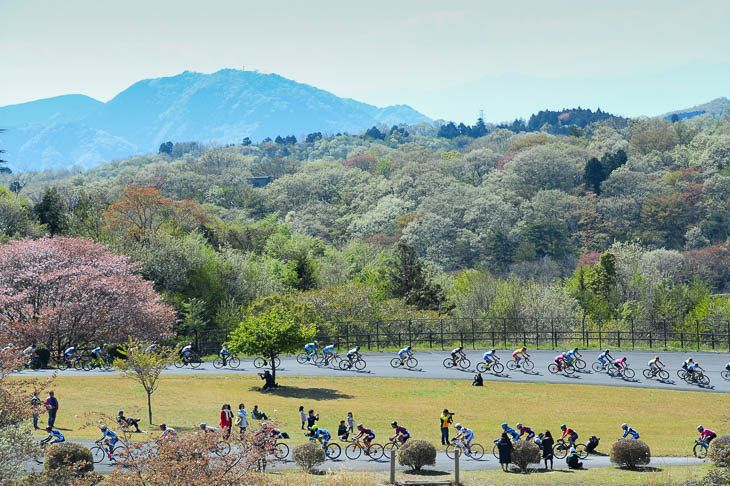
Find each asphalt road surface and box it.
[19,349,730,393]
[26,439,705,474]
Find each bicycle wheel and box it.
[458,358,471,369]
[406,357,418,368]
[326,442,341,460]
[190,357,202,369]
[722,370,730,381]
[642,369,652,379]
[445,444,456,459]
[368,443,384,460]
[523,359,534,371]
[623,368,635,379]
[102,361,113,371]
[492,443,499,459]
[354,358,366,370]
[345,443,362,460]
[694,442,708,458]
[443,358,455,369]
[573,358,586,370]
[575,443,588,459]
[506,360,519,371]
[592,362,605,373]
[90,445,106,464]
[700,374,710,386]
[658,369,669,380]
[273,356,281,368]
[74,359,85,371]
[274,442,289,459]
[215,441,231,456]
[82,360,93,371]
[607,367,618,378]
[469,443,485,459]
[476,362,487,373]
[383,442,398,458]
[256,357,268,368]
[390,358,402,368]
[548,363,559,374]
[564,364,575,375]
[553,442,568,459]
[213,358,225,369]
[677,369,687,380]
[338,359,351,370]
[492,362,504,374]
[228,357,241,368]
[174,360,185,369]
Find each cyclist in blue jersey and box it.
[304,341,318,360]
[621,423,640,439]
[322,344,336,365]
[564,348,581,366]
[483,349,499,369]
[597,349,613,369]
[96,425,119,460]
[397,346,412,364]
[502,423,519,441]
[41,426,65,444]
[220,345,230,365]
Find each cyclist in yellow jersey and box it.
[512,346,530,367]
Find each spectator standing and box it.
[30,394,41,430]
[45,391,58,428]
[236,403,248,436]
[541,430,554,469]
[306,409,320,433]
[220,404,233,439]
[346,412,355,434]
[497,432,513,472]
[299,406,306,430]
[440,409,453,445]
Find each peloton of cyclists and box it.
[683,357,704,379]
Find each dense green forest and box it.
[3,108,730,338]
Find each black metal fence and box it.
[195,318,730,354]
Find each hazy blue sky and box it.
[2,0,729,122]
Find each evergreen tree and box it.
[241,137,252,146]
[583,157,606,194]
[472,117,488,137]
[0,129,10,174]
[387,243,447,311]
[158,141,173,154]
[34,187,69,235]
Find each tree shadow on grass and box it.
[616,466,664,472]
[402,469,450,477]
[247,386,353,400]
[517,468,575,474]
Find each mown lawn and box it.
[29,374,726,456]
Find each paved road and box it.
[26,439,706,474]
[19,350,730,393]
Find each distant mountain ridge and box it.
[661,97,729,121]
[0,69,431,171]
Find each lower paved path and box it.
[19,350,730,393]
[26,439,706,474]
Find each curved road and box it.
[19,349,730,393]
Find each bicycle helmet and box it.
[455,423,462,429]
[406,346,411,351]
[501,423,508,429]
[655,356,659,360]
[45,426,53,432]
[621,424,628,429]
[261,423,267,427]
[357,424,363,429]
[491,349,496,353]
[118,410,124,416]
[355,346,360,351]
[311,425,318,431]
[623,357,627,361]
[160,424,166,429]
[199,423,206,429]
[560,424,567,430]
[605,349,610,353]
[698,425,704,432]
[391,421,398,427]
[516,423,522,429]
[100,425,107,431]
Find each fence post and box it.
[440,319,444,351]
[617,330,621,349]
[408,320,412,348]
[598,321,602,350]
[491,330,495,348]
[376,321,380,352]
[471,318,476,350]
[430,332,433,349]
[389,449,396,484]
[535,318,540,350]
[551,319,555,349]
[681,332,684,350]
[454,447,460,486]
[503,319,507,348]
[664,320,668,351]
[345,323,349,351]
[696,320,700,352]
[581,318,586,347]
[727,321,730,352]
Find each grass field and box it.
[29,374,726,456]
[256,464,713,485]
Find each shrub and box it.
[398,440,436,471]
[34,345,50,369]
[702,467,730,485]
[511,440,542,473]
[292,442,325,473]
[43,442,94,474]
[708,435,730,467]
[610,439,651,469]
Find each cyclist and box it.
[22,344,36,367]
[181,342,194,361]
[450,345,465,366]
[597,349,613,369]
[312,425,332,454]
[453,423,474,456]
[648,356,665,376]
[501,423,519,441]
[685,359,704,379]
[0,343,12,353]
[698,426,717,447]
[199,422,218,434]
[96,425,119,461]
[346,345,361,365]
[725,361,730,373]
[397,346,412,364]
[621,423,640,439]
[390,421,410,444]
[159,423,177,439]
[144,344,158,353]
[554,352,567,371]
[219,345,231,365]
[482,349,499,370]
[613,356,629,373]
[64,345,77,364]
[304,341,318,360]
[516,423,535,441]
[322,344,336,365]
[560,424,578,447]
[354,424,376,455]
[90,345,103,367]
[512,346,530,367]
[40,426,65,444]
[564,347,581,366]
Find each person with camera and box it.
[440,409,454,445]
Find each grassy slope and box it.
[32,374,726,456]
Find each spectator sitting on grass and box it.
[252,405,268,420]
[117,410,142,432]
[338,420,349,441]
[258,370,277,391]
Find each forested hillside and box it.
[3,110,730,339]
